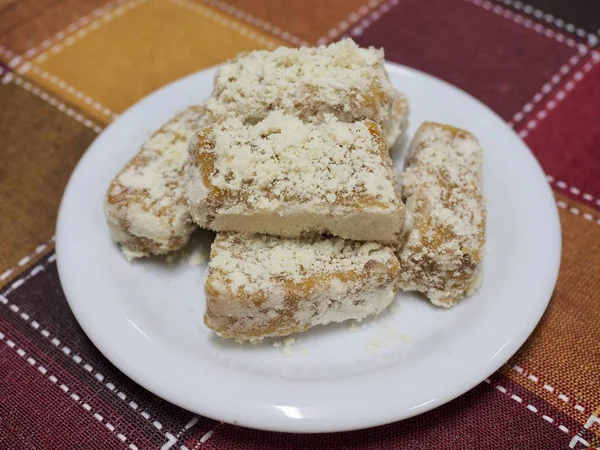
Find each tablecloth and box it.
[1,0,599,448]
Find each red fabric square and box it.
[0,260,216,449]
[206,377,576,450]
[352,0,581,121]
[519,51,600,209]
[0,319,129,450]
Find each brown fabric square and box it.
[223,0,376,44]
[0,0,108,59]
[0,80,96,280]
[503,193,600,419]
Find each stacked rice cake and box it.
[104,40,485,343]
[196,40,410,339]
[204,39,408,148]
[187,111,404,243]
[205,233,400,340]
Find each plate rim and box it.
[56,61,562,433]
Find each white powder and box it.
[205,39,395,126]
[208,112,398,208]
[397,122,486,305]
[204,232,401,340]
[105,106,208,258]
[402,123,484,240]
[187,111,404,242]
[209,233,393,295]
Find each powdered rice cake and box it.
[105,106,208,260]
[187,111,405,243]
[204,232,401,340]
[204,39,407,148]
[397,122,486,306]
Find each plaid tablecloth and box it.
[1,0,599,448]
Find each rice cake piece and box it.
[204,232,401,340]
[204,39,407,148]
[397,122,486,307]
[104,106,208,260]
[187,111,405,243]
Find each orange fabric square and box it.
[0,79,97,282]
[24,0,283,124]
[503,193,600,425]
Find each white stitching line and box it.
[569,434,591,449]
[490,380,574,438]
[511,365,589,415]
[162,432,178,449]
[498,0,598,46]
[467,0,588,51]
[506,52,600,218]
[192,422,223,449]
[1,255,169,435]
[347,0,401,39]
[29,66,118,121]
[546,175,600,210]
[12,76,104,133]
[1,253,56,297]
[167,415,200,450]
[27,0,147,67]
[1,71,13,84]
[509,49,587,126]
[570,414,598,449]
[0,330,136,448]
[0,45,22,68]
[316,0,388,45]
[584,414,599,431]
[518,51,600,139]
[18,0,122,64]
[555,198,600,226]
[200,0,307,46]
[0,237,54,284]
[0,45,16,60]
[169,0,277,50]
[568,413,599,448]
[489,375,595,449]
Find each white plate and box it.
[56,63,561,433]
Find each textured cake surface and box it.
[204,39,405,147]
[397,122,486,306]
[205,232,401,340]
[187,111,404,243]
[105,106,208,259]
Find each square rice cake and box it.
[204,39,408,148]
[187,111,405,243]
[204,232,401,340]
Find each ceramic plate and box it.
[56,63,561,433]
